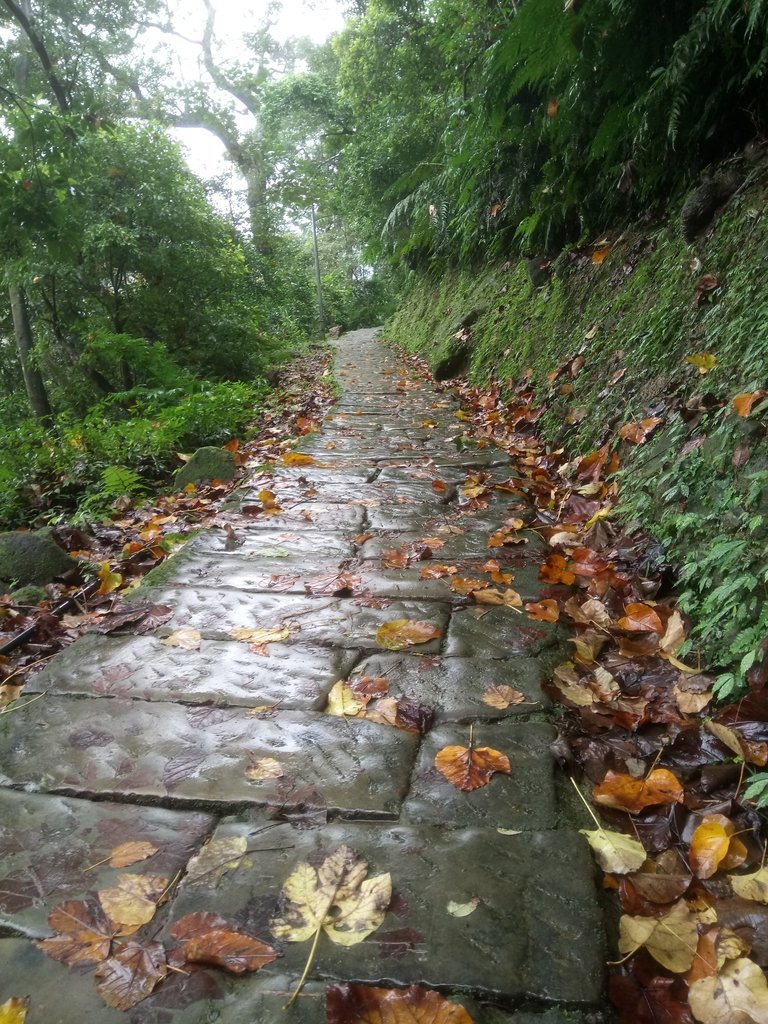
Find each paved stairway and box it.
[0,330,605,1023]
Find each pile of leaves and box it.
[0,349,336,708]
[395,346,768,1024]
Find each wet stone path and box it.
[0,330,605,1023]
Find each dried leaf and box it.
[0,999,29,1024]
[706,720,768,766]
[579,829,647,874]
[97,562,123,596]
[160,628,201,651]
[245,756,284,781]
[593,769,684,813]
[271,844,391,947]
[690,817,736,879]
[326,983,474,1024]
[185,836,248,886]
[435,744,511,792]
[229,626,292,645]
[525,600,560,622]
[733,392,764,418]
[180,927,279,974]
[450,577,489,596]
[685,352,718,374]
[730,868,768,904]
[617,603,665,635]
[446,897,480,917]
[688,957,768,1024]
[97,874,169,934]
[36,900,115,965]
[481,685,526,709]
[281,453,317,466]
[473,587,523,608]
[109,842,158,869]
[419,564,458,579]
[95,941,167,1010]
[375,619,442,650]
[618,418,664,445]
[618,899,698,972]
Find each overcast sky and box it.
[159,0,348,182]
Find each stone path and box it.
[0,330,605,1023]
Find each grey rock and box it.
[175,446,236,487]
[0,531,76,586]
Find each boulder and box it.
[11,584,49,605]
[175,446,236,489]
[0,531,76,587]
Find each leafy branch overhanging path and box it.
[0,329,605,1023]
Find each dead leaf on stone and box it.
[481,685,526,709]
[108,842,158,869]
[229,626,293,645]
[435,744,511,791]
[185,836,249,886]
[375,619,441,650]
[446,897,481,918]
[525,600,560,622]
[473,587,523,609]
[689,957,768,1024]
[618,899,698,972]
[450,577,489,596]
[160,628,201,651]
[0,998,29,1024]
[326,983,475,1024]
[36,899,116,965]
[171,913,279,974]
[419,564,458,579]
[95,940,167,1010]
[281,453,317,466]
[245,756,285,781]
[97,874,169,934]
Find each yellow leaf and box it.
[185,836,248,886]
[271,844,391,948]
[229,627,292,645]
[281,453,317,466]
[0,998,29,1024]
[685,352,718,374]
[730,868,768,904]
[245,757,284,781]
[375,619,442,650]
[160,628,201,651]
[97,562,123,596]
[618,900,698,972]
[482,685,526,709]
[97,874,168,934]
[446,897,480,917]
[579,829,647,874]
[689,957,768,1024]
[109,842,158,869]
[325,680,366,717]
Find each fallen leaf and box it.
[271,844,391,948]
[281,453,317,466]
[446,897,480,917]
[481,685,526,709]
[450,577,489,596]
[618,899,698,972]
[618,418,664,445]
[245,756,285,781]
[435,744,511,792]
[382,549,409,569]
[160,628,201,651]
[730,868,768,904]
[229,626,292,645]
[0,998,28,1024]
[95,941,167,1010]
[109,842,158,869]
[617,603,665,635]
[593,769,684,813]
[685,352,718,374]
[326,680,367,717]
[525,600,560,622]
[326,983,474,1024]
[690,816,739,880]
[580,829,647,874]
[733,391,765,418]
[375,619,442,650]
[97,562,123,596]
[419,564,458,579]
[97,874,169,934]
[705,720,768,766]
[689,957,768,1024]
[185,836,248,886]
[473,587,523,608]
[36,900,116,965]
[175,919,279,974]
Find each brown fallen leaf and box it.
[326,982,475,1023]
[160,628,202,651]
[450,577,490,596]
[525,600,560,623]
[617,603,665,635]
[733,391,765,418]
[376,619,442,650]
[473,587,523,608]
[176,917,279,974]
[593,769,684,813]
[419,564,458,579]
[95,940,167,1010]
[705,719,768,766]
[36,900,116,965]
[97,874,169,934]
[109,842,158,869]
[382,549,409,569]
[435,744,511,792]
[245,756,285,781]
[481,685,526,709]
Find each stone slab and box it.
[223,501,367,531]
[160,819,604,1005]
[349,653,547,721]
[400,720,559,830]
[0,699,419,817]
[130,588,450,651]
[27,632,358,709]
[187,528,354,559]
[0,789,215,937]
[360,529,544,561]
[446,607,563,659]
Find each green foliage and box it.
[743,771,768,808]
[0,379,266,526]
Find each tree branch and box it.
[1,0,69,112]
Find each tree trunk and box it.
[9,284,53,425]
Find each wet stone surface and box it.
[0,328,605,1021]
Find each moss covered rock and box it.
[175,447,237,488]
[11,584,50,604]
[0,532,76,586]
